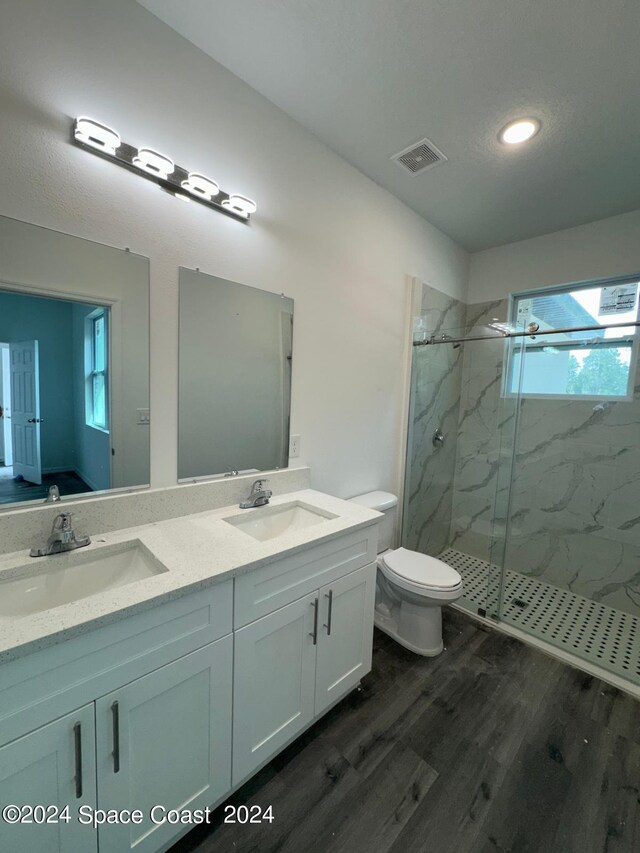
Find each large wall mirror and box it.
[0,215,150,509]
[178,267,293,481]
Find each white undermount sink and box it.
[223,501,337,542]
[0,540,167,619]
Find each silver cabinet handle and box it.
[73,722,83,798]
[111,701,120,773]
[309,598,319,645]
[324,590,333,636]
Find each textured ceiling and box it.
[137,0,640,251]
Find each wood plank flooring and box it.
[170,609,640,853]
[0,468,92,504]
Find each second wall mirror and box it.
[178,267,294,481]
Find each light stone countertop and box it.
[0,489,380,664]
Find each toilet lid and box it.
[381,548,462,591]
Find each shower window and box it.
[506,277,640,400]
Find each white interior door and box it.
[1,345,12,466]
[10,340,42,484]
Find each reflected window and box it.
[86,309,109,430]
[507,278,639,400]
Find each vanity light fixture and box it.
[181,172,219,201]
[221,194,257,219]
[74,117,121,156]
[72,117,256,222]
[499,117,540,145]
[132,147,174,180]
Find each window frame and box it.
[504,274,640,402]
[85,307,110,432]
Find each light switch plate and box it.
[137,408,150,425]
[289,434,301,458]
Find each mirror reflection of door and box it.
[0,344,13,473]
[0,288,112,505]
[9,340,42,485]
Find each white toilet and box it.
[348,491,463,656]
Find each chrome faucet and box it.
[30,511,91,557]
[45,484,61,503]
[239,478,272,509]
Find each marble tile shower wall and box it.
[504,381,640,617]
[448,298,512,563]
[405,287,640,619]
[403,284,465,556]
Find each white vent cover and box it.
[392,138,447,175]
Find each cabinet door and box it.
[315,562,376,715]
[233,592,318,785]
[0,704,97,853]
[95,637,232,853]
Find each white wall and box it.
[468,209,640,303]
[0,0,468,500]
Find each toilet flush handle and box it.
[433,428,445,448]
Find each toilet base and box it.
[374,607,444,657]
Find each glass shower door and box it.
[497,295,640,684]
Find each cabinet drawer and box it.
[0,579,232,747]
[234,526,377,628]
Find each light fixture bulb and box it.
[499,118,540,145]
[181,172,219,201]
[74,117,121,155]
[132,147,174,179]
[221,194,257,218]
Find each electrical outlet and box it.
[289,434,301,458]
[137,408,150,425]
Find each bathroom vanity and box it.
[0,489,379,853]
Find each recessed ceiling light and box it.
[499,118,540,145]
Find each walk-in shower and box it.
[402,277,640,687]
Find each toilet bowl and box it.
[348,492,463,656]
[376,547,463,656]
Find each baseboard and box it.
[71,468,104,493]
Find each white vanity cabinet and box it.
[233,558,376,785]
[0,513,378,853]
[95,637,232,853]
[233,592,318,783]
[0,580,234,853]
[0,704,97,853]
[314,564,376,713]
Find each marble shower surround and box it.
[402,284,465,556]
[404,283,640,619]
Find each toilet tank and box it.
[348,491,398,553]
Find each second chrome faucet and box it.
[239,479,272,509]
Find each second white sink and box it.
[223,501,336,542]
[0,540,167,619]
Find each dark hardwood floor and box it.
[0,468,92,504]
[171,609,640,853]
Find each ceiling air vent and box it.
[391,138,447,175]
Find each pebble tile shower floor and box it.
[440,548,640,685]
